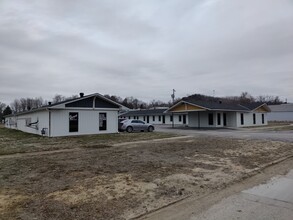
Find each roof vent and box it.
[79,92,84,97]
[48,102,52,105]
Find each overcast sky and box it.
[0,0,293,105]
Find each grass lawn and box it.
[0,125,177,155]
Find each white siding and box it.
[125,114,188,125]
[4,110,49,136]
[236,112,268,127]
[187,111,268,128]
[51,109,118,137]
[226,112,237,127]
[188,112,219,128]
[188,112,200,127]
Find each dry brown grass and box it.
[1,132,292,220]
[0,126,177,155]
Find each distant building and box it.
[120,108,188,125]
[268,104,293,122]
[4,93,125,137]
[166,98,270,128]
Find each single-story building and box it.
[268,104,293,122]
[119,108,188,125]
[4,93,125,137]
[166,98,270,128]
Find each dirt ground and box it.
[0,126,293,220]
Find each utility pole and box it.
[171,89,176,128]
[171,89,176,104]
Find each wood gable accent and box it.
[170,102,206,112]
[254,105,270,113]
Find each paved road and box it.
[155,125,293,142]
[191,170,293,220]
[139,158,293,220]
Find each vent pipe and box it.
[80,92,84,97]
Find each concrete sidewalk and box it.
[191,170,293,220]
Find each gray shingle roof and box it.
[120,108,171,116]
[268,104,293,112]
[182,98,245,111]
[179,97,267,112]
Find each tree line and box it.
[0,92,286,122]
[183,92,284,105]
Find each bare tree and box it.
[255,95,283,104]
[52,94,66,103]
[0,102,6,113]
[11,99,21,113]
[19,98,27,112]
[33,97,44,108]
[239,92,255,104]
[0,102,6,121]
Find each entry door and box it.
[183,115,186,124]
[162,115,165,124]
[223,113,227,126]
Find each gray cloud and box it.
[0,0,292,105]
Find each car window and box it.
[137,120,145,124]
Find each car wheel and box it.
[126,126,133,133]
[148,126,154,132]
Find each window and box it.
[217,113,221,125]
[179,115,182,122]
[99,113,107,130]
[128,116,131,119]
[223,113,227,126]
[208,113,214,125]
[153,116,155,121]
[241,113,244,125]
[253,114,256,124]
[170,115,173,122]
[159,116,161,121]
[262,114,265,124]
[133,120,144,124]
[143,116,146,121]
[183,115,186,124]
[69,112,78,132]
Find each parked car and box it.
[118,118,129,131]
[120,119,155,133]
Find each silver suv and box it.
[121,119,155,133]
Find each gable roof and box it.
[240,102,270,112]
[167,97,268,112]
[5,93,126,117]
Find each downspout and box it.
[49,109,51,137]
